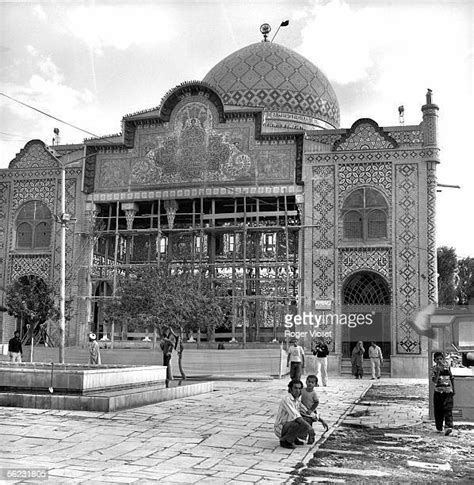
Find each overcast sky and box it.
[0,0,472,257]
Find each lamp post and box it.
[55,162,76,363]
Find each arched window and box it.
[343,271,391,305]
[342,188,388,240]
[16,201,52,249]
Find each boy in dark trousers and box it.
[431,351,455,436]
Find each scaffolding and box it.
[89,195,300,343]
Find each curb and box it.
[288,381,374,483]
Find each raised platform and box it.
[0,363,213,411]
[0,362,167,394]
[0,381,213,412]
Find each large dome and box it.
[203,41,340,130]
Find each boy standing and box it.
[301,374,329,441]
[287,339,305,380]
[8,331,23,362]
[431,351,455,436]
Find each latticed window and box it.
[16,201,52,249]
[343,271,390,305]
[342,188,387,240]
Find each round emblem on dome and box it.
[203,42,340,130]
[260,23,271,41]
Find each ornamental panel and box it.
[334,120,397,151]
[10,254,51,282]
[9,140,60,170]
[338,163,392,197]
[312,165,336,302]
[339,248,392,281]
[395,164,420,354]
[427,164,437,302]
[12,179,56,212]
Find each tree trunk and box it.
[177,328,186,380]
[29,323,34,362]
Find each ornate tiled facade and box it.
[0,39,437,377]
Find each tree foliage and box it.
[457,257,474,305]
[4,275,59,360]
[5,275,59,328]
[103,264,228,378]
[437,246,458,306]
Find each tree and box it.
[457,257,474,305]
[4,275,59,361]
[437,246,458,306]
[104,264,227,379]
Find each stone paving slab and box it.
[0,377,430,484]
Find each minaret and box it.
[421,88,440,158]
[421,89,439,304]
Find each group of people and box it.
[274,375,329,449]
[287,338,329,385]
[287,337,385,382]
[351,340,384,380]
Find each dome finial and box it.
[260,23,271,42]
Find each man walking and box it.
[369,341,383,380]
[287,339,305,380]
[312,338,329,386]
[8,331,23,362]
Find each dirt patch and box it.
[291,383,474,483]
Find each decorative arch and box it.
[159,81,226,123]
[333,118,398,151]
[342,271,391,306]
[9,139,60,170]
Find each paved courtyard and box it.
[0,377,428,484]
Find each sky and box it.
[0,0,472,257]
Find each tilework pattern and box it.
[203,42,340,128]
[338,163,392,198]
[0,183,9,284]
[9,140,59,170]
[339,247,392,282]
[395,164,420,354]
[426,164,437,302]
[10,254,51,281]
[312,165,336,307]
[334,121,397,151]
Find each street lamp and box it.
[54,158,77,363]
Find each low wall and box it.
[169,347,286,377]
[390,355,427,378]
[0,363,166,394]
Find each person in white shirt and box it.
[287,339,305,380]
[368,341,383,380]
[274,379,315,449]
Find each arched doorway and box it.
[341,271,391,359]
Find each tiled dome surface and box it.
[203,42,340,129]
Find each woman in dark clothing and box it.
[351,341,365,379]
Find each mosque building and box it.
[0,27,439,376]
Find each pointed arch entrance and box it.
[341,271,391,358]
